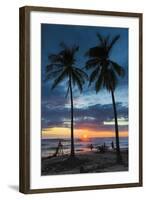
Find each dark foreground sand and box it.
[41,150,128,175]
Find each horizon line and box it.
[42,135,128,140]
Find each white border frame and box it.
[30,11,140,189]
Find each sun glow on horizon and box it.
[42,127,128,139]
[83,134,88,139]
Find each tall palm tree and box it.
[85,33,125,163]
[45,43,88,157]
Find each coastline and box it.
[41,136,128,157]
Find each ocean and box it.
[41,137,128,158]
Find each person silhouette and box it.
[111,141,114,150]
[58,140,63,155]
[89,144,93,151]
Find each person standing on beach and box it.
[111,141,114,150]
[89,144,93,151]
[58,140,63,155]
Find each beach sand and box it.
[41,150,128,175]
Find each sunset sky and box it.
[41,23,128,139]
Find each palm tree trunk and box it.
[111,89,122,163]
[69,78,75,157]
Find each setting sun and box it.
[81,134,89,141]
[83,134,87,139]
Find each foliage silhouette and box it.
[85,33,125,163]
[46,43,88,157]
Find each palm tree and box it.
[45,43,88,157]
[85,33,125,163]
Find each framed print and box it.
[19,6,143,194]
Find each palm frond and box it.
[71,45,79,54]
[65,81,70,98]
[95,73,103,92]
[89,67,100,85]
[71,70,84,92]
[109,61,125,77]
[73,67,88,80]
[86,46,107,58]
[105,35,110,47]
[51,69,67,89]
[109,70,118,91]
[60,42,68,50]
[71,70,85,85]
[46,43,86,94]
[46,64,63,74]
[85,33,123,94]
[48,54,63,64]
[85,58,101,69]
[103,69,118,91]
[72,74,83,93]
[45,69,64,81]
[59,46,79,66]
[108,35,120,52]
[96,32,105,45]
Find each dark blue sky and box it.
[41,23,128,138]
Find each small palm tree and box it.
[45,43,88,157]
[85,33,125,163]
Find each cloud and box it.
[41,102,128,132]
[41,24,128,135]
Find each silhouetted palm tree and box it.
[85,33,125,163]
[46,43,88,157]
